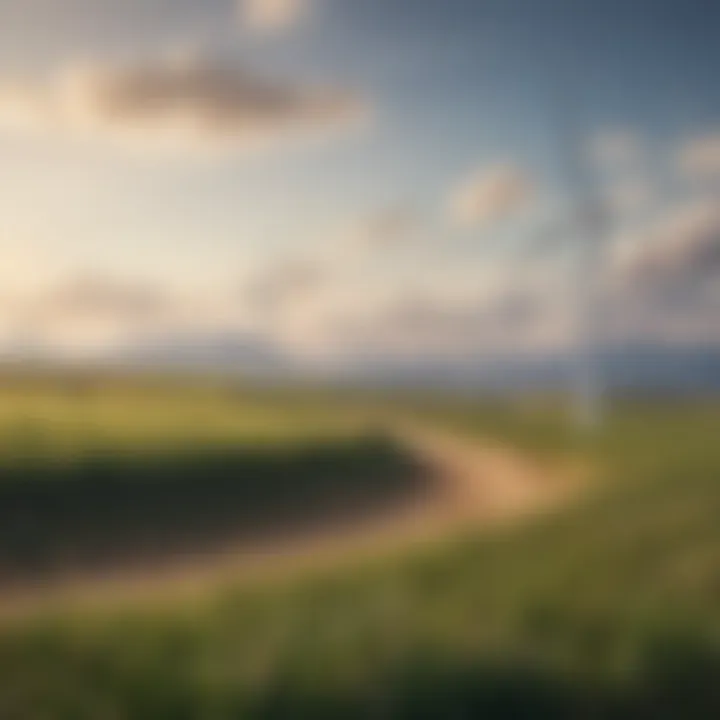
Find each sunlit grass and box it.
[0,375,367,467]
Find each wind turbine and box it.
[541,5,611,432]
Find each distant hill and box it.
[4,335,720,395]
[330,344,720,395]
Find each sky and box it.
[0,0,718,371]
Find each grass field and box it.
[0,374,718,718]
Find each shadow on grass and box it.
[0,436,430,588]
[245,637,720,719]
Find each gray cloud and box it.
[607,199,720,344]
[0,54,366,153]
[617,200,720,292]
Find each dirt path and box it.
[392,424,580,526]
[0,426,583,620]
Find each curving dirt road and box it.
[0,425,584,619]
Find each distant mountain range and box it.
[121,334,720,394]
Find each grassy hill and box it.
[0,376,718,718]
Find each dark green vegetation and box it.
[0,374,718,719]
[0,438,423,587]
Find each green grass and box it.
[0,376,719,718]
[0,374,367,466]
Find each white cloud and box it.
[3,192,719,364]
[678,133,720,181]
[0,53,365,154]
[449,164,532,229]
[240,0,309,35]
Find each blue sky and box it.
[0,0,718,364]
